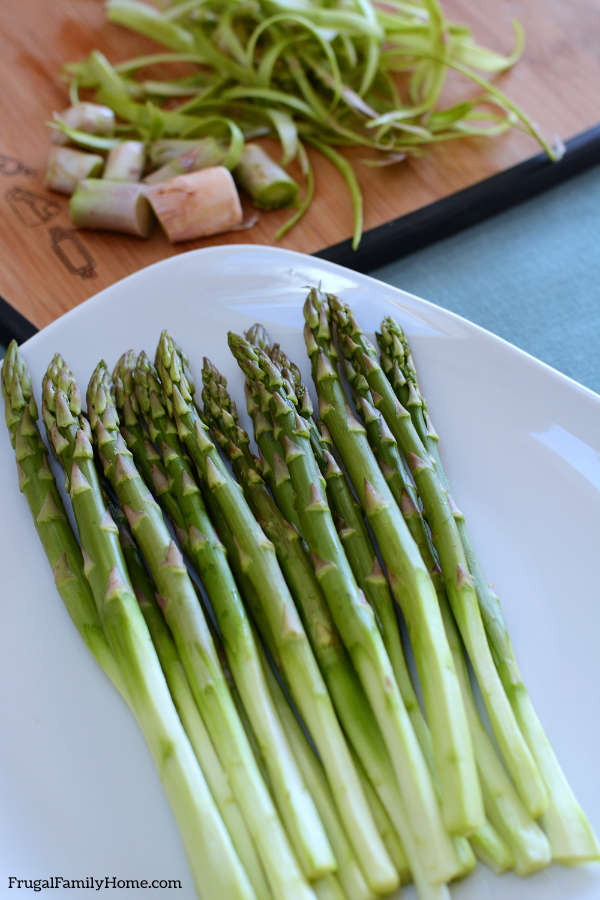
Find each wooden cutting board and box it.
[1,0,598,329]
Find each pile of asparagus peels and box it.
[2,287,597,900]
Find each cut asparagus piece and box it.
[85,361,314,900]
[113,503,271,898]
[44,146,104,195]
[145,167,243,241]
[201,357,455,899]
[51,102,115,145]
[103,140,145,181]
[40,354,254,900]
[130,350,334,881]
[331,296,548,821]
[2,342,123,697]
[156,331,398,897]
[149,138,225,168]
[377,314,599,864]
[70,179,154,236]
[234,143,299,209]
[145,138,227,184]
[231,332,459,886]
[304,289,483,838]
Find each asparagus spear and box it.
[2,342,124,697]
[252,333,417,723]
[156,331,398,897]
[303,289,483,839]
[40,354,254,900]
[85,361,314,900]
[199,387,449,900]
[377,315,600,864]
[232,331,461,886]
[112,502,271,898]
[129,350,335,881]
[346,374,550,875]
[330,296,548,821]
[257,635,374,900]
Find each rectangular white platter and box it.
[1,244,598,899]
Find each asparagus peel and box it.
[303,289,483,838]
[130,350,335,881]
[202,359,459,897]
[40,354,254,900]
[112,502,271,898]
[155,332,398,896]
[330,297,548,821]
[377,315,600,864]
[85,360,313,900]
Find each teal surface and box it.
[373,164,600,395]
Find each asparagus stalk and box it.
[258,638,374,900]
[40,354,254,900]
[377,314,600,863]
[346,375,549,875]
[256,335,417,721]
[330,296,549,821]
[112,503,271,898]
[232,332,461,886]
[85,361,314,900]
[304,289,483,838]
[201,357,457,899]
[156,331,398,897]
[130,351,335,880]
[2,342,124,697]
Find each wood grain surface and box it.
[1,0,598,328]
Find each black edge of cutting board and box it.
[316,124,600,271]
[2,124,600,346]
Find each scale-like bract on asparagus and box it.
[40,353,254,900]
[130,350,335,881]
[303,289,483,839]
[85,361,315,900]
[156,331,399,897]
[376,314,600,865]
[330,296,550,822]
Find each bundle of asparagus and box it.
[2,283,597,900]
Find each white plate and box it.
[1,245,598,899]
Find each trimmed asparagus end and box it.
[145,167,242,242]
[145,138,227,185]
[234,144,299,210]
[70,179,154,237]
[104,141,146,182]
[45,147,104,196]
[51,103,115,145]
